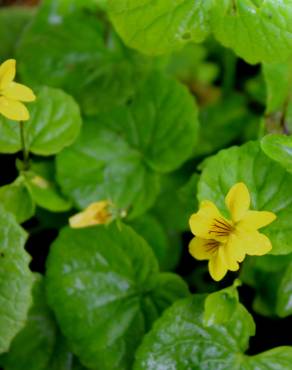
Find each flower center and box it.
[205,239,220,254]
[209,217,233,237]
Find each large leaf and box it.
[1,275,56,370]
[109,0,292,64]
[198,141,292,255]
[0,176,35,223]
[17,0,158,115]
[108,0,211,55]
[0,86,82,156]
[46,223,189,369]
[210,1,292,64]
[56,72,198,217]
[134,293,292,370]
[0,207,34,353]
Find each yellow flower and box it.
[69,201,112,229]
[189,183,276,281]
[0,59,35,121]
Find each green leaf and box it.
[46,223,189,369]
[178,173,199,217]
[134,293,292,370]
[240,254,292,317]
[108,0,211,55]
[0,6,34,60]
[16,0,158,115]
[198,141,292,255]
[210,1,292,64]
[263,62,292,114]
[26,86,82,156]
[0,86,82,156]
[25,159,72,212]
[203,280,242,327]
[0,176,35,223]
[129,214,169,270]
[56,72,198,217]
[194,94,253,158]
[0,207,34,353]
[261,134,292,173]
[0,116,21,154]
[166,43,219,85]
[109,0,292,63]
[276,260,292,317]
[49,334,87,370]
[1,275,56,370]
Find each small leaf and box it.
[0,176,35,223]
[25,159,72,212]
[203,280,242,327]
[46,223,189,369]
[0,207,34,353]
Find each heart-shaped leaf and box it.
[56,72,198,218]
[46,223,189,369]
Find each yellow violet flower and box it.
[189,183,276,281]
[69,201,112,229]
[0,59,35,121]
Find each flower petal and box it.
[238,210,276,231]
[189,237,219,261]
[245,231,272,256]
[225,182,250,222]
[234,229,272,256]
[223,236,244,271]
[2,82,36,102]
[0,59,16,90]
[189,200,224,240]
[69,201,111,228]
[208,247,228,281]
[0,96,29,121]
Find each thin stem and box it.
[19,121,29,170]
[222,50,237,96]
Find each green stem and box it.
[19,121,29,171]
[222,51,237,96]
